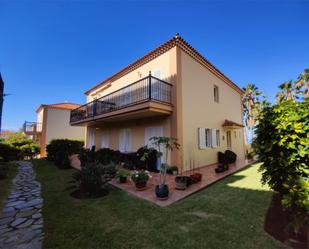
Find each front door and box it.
[226,130,232,149]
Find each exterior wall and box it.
[88,116,172,164]
[43,108,84,154]
[180,50,245,171]
[85,47,181,166]
[87,48,176,101]
[84,45,245,171]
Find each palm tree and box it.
[276,80,296,103]
[0,73,4,134]
[242,83,262,143]
[296,68,309,99]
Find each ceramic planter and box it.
[135,181,147,191]
[175,176,187,190]
[155,184,169,200]
[190,173,202,183]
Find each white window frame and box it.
[199,128,221,149]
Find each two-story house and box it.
[70,34,245,172]
[24,103,85,157]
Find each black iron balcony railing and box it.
[23,121,42,133]
[70,74,172,123]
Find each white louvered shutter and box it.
[198,128,206,149]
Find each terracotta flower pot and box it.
[135,181,147,191]
[190,173,202,183]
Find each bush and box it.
[254,100,309,230]
[0,143,22,162]
[73,161,116,195]
[46,139,84,168]
[19,143,40,159]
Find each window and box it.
[214,85,219,103]
[87,128,95,149]
[119,128,131,152]
[205,129,212,147]
[198,128,212,149]
[101,133,109,148]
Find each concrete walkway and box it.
[0,161,43,249]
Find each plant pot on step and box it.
[175,176,187,190]
[135,181,147,191]
[119,176,127,183]
[190,173,202,183]
[155,184,169,200]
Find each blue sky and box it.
[0,0,308,131]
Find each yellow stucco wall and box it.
[180,50,245,170]
[87,48,176,102]
[45,108,85,147]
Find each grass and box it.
[33,159,288,249]
[0,162,17,210]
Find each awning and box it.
[222,119,244,129]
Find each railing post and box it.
[148,71,152,100]
[93,99,97,117]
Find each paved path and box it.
[0,161,43,249]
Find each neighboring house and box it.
[70,34,245,172]
[24,103,85,157]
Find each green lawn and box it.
[33,159,288,249]
[0,162,17,210]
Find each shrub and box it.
[19,143,40,159]
[73,161,116,195]
[254,101,309,193]
[46,139,84,168]
[254,100,309,230]
[0,143,22,162]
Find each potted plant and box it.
[145,136,180,200]
[116,170,130,183]
[131,170,150,190]
[189,159,202,183]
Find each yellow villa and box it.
[24,103,85,157]
[70,34,246,172]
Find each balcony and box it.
[23,121,42,135]
[70,75,173,125]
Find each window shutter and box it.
[198,128,206,149]
[211,129,217,147]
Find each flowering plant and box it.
[131,170,150,183]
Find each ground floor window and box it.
[119,128,131,152]
[87,128,95,149]
[101,133,109,148]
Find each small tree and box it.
[148,136,180,188]
[254,100,309,232]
